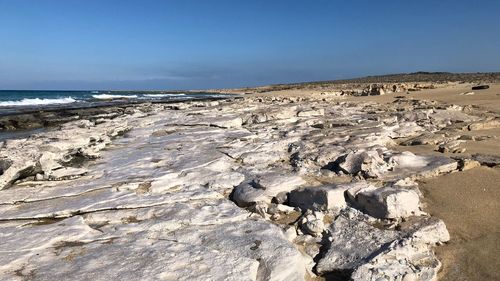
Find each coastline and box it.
[0,94,240,131]
[0,81,499,280]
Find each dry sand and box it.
[419,167,500,281]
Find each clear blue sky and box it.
[0,0,499,90]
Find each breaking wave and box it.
[0,97,77,107]
[92,94,138,100]
[143,93,186,98]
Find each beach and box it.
[0,79,499,280]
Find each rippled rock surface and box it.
[0,94,496,280]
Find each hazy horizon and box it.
[1,0,499,90]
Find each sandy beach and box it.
[0,78,499,280]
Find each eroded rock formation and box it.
[0,93,498,280]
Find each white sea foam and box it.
[143,93,186,98]
[92,94,138,100]
[0,97,77,107]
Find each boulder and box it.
[299,210,325,237]
[232,173,305,207]
[316,211,399,273]
[336,150,390,178]
[348,185,422,219]
[288,184,350,211]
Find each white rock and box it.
[288,184,350,211]
[300,211,325,237]
[350,185,422,219]
[11,238,260,281]
[316,213,399,273]
[232,173,305,207]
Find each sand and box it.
[419,167,500,280]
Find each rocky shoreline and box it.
[1,84,499,280]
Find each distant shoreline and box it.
[0,95,240,132]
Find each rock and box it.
[468,119,500,131]
[284,226,297,241]
[0,159,39,189]
[16,237,261,281]
[348,185,422,219]
[210,116,243,128]
[35,173,44,181]
[316,211,400,273]
[243,106,297,124]
[400,133,445,146]
[437,140,466,153]
[0,117,131,190]
[157,219,308,281]
[297,108,325,117]
[364,84,386,96]
[0,90,471,280]
[457,158,481,171]
[351,239,442,281]
[387,122,425,139]
[471,85,489,90]
[299,211,325,237]
[384,152,458,180]
[318,214,449,279]
[48,167,88,180]
[336,150,390,178]
[400,217,450,244]
[351,217,450,281]
[271,191,288,204]
[288,184,350,211]
[231,173,305,207]
[275,204,295,214]
[471,154,500,167]
[460,91,475,95]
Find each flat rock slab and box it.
[0,93,474,280]
[0,185,222,220]
[472,154,500,167]
[316,212,400,273]
[9,238,260,281]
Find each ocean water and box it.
[0,90,231,111]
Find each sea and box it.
[0,90,233,115]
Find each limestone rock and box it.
[336,149,390,178]
[351,239,443,281]
[348,185,422,219]
[316,211,399,273]
[210,116,243,128]
[472,154,500,167]
[15,238,261,281]
[299,211,325,237]
[48,167,88,180]
[297,108,325,117]
[232,173,305,207]
[288,184,350,211]
[468,119,500,131]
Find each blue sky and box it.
[0,0,499,90]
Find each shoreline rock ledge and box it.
[0,94,495,280]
